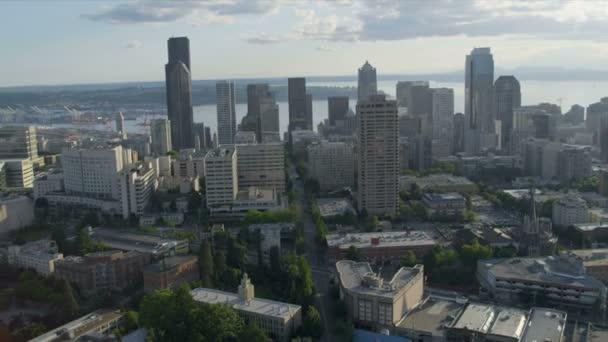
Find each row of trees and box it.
[310,199,328,244]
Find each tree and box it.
[269,246,282,279]
[401,251,417,267]
[188,191,203,213]
[285,254,314,307]
[198,240,214,287]
[303,307,322,339]
[345,245,360,261]
[166,150,178,159]
[51,226,67,253]
[461,239,493,269]
[124,310,139,332]
[62,280,79,319]
[238,322,268,342]
[213,251,227,286]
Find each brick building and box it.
[143,255,199,293]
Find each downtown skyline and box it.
[3,1,608,86]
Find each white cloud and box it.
[124,40,143,49]
[316,46,336,52]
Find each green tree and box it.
[124,310,139,332]
[188,191,203,213]
[401,251,417,267]
[51,226,67,253]
[166,150,178,159]
[269,246,282,279]
[198,239,214,287]
[461,239,493,269]
[285,254,314,307]
[303,306,323,339]
[62,280,79,319]
[213,251,227,286]
[238,322,268,342]
[345,245,360,261]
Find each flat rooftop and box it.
[573,223,608,232]
[450,303,527,340]
[317,198,355,217]
[30,309,123,342]
[143,255,198,274]
[520,308,566,342]
[336,260,422,298]
[191,287,301,321]
[480,256,605,290]
[91,228,186,255]
[327,230,440,249]
[397,297,465,336]
[423,193,465,202]
[569,249,608,267]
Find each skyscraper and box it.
[0,126,38,161]
[288,78,310,131]
[165,37,194,150]
[216,81,237,145]
[245,84,280,142]
[453,113,465,153]
[358,61,377,101]
[357,94,399,216]
[150,119,172,155]
[494,76,521,151]
[328,97,350,126]
[465,47,495,154]
[396,81,412,107]
[431,88,454,141]
[115,112,127,140]
[193,123,207,150]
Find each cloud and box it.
[244,33,290,45]
[316,46,336,52]
[125,40,143,49]
[83,0,281,25]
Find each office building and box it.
[62,146,125,198]
[336,260,424,328]
[307,141,355,191]
[165,36,194,150]
[234,131,257,144]
[247,84,280,142]
[552,196,589,226]
[115,112,127,140]
[586,98,608,142]
[1,159,34,188]
[431,87,454,142]
[396,81,412,107]
[328,96,350,126]
[327,230,442,264]
[143,255,199,293]
[288,77,311,131]
[357,94,399,215]
[216,80,237,145]
[204,146,238,208]
[477,255,607,312]
[30,309,125,342]
[55,250,151,293]
[407,81,432,119]
[452,113,465,153]
[399,174,477,194]
[0,195,34,236]
[193,122,207,150]
[7,239,63,276]
[91,228,189,257]
[150,119,172,155]
[564,104,585,125]
[422,193,466,218]
[192,274,302,342]
[117,162,156,219]
[33,171,64,199]
[0,126,39,161]
[494,76,521,150]
[464,47,495,154]
[358,60,377,101]
[236,143,285,193]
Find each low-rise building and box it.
[236,143,285,193]
[552,196,589,226]
[307,141,355,191]
[30,309,124,342]
[422,193,466,218]
[248,222,295,265]
[399,174,477,194]
[90,228,189,257]
[191,274,302,342]
[317,198,356,218]
[55,250,151,293]
[335,260,424,329]
[143,255,199,293]
[573,223,608,247]
[520,308,567,342]
[210,187,286,217]
[327,230,443,264]
[477,255,607,313]
[1,158,34,188]
[33,171,64,199]
[7,239,63,276]
[0,195,34,236]
[445,303,527,342]
[395,296,466,341]
[569,249,608,285]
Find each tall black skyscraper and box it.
[494,75,521,151]
[328,96,349,125]
[465,47,494,154]
[288,78,311,131]
[165,37,194,150]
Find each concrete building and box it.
[290,130,321,157]
[165,37,194,150]
[464,47,495,155]
[236,143,285,193]
[399,174,477,194]
[431,88,454,144]
[62,146,125,198]
[7,239,63,276]
[143,255,199,293]
[191,274,302,342]
[396,81,413,108]
[171,153,205,178]
[193,122,207,151]
[0,126,39,162]
[33,171,64,199]
[422,193,466,218]
[216,80,237,145]
[477,255,607,313]
[204,146,238,208]
[288,77,311,131]
[357,94,399,215]
[247,83,280,142]
[248,222,295,265]
[235,130,257,144]
[0,195,34,236]
[91,228,189,257]
[358,60,377,101]
[307,141,355,191]
[30,309,124,342]
[327,230,442,264]
[150,119,172,155]
[335,260,424,328]
[1,158,34,188]
[452,113,465,153]
[552,196,589,226]
[569,249,608,285]
[117,162,156,219]
[445,303,528,342]
[116,112,127,140]
[328,96,350,126]
[494,75,521,151]
[55,250,151,293]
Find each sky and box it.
[2,0,608,87]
